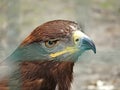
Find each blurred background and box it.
[0,0,120,90]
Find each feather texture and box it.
[0,61,74,90]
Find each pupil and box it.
[48,41,53,45]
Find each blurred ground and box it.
[0,0,120,90]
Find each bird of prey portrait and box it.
[0,20,96,90]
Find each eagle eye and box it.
[45,39,59,48]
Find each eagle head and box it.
[10,20,96,62]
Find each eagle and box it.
[0,20,96,90]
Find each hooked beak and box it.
[81,37,96,53]
[73,30,96,54]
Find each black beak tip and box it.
[90,40,96,54]
[92,45,96,54]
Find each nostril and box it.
[75,38,79,42]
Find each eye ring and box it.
[45,39,59,48]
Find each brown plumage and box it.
[21,20,76,46]
[0,20,96,90]
[20,20,75,90]
[21,61,74,90]
[0,61,74,90]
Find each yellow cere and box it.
[50,47,77,58]
[73,31,86,44]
